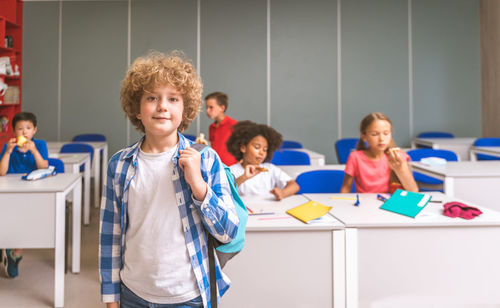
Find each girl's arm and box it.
[340,173,354,193]
[235,164,261,186]
[387,149,419,192]
[270,179,300,200]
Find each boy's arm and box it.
[27,140,49,169]
[0,139,16,176]
[99,158,122,303]
[182,148,239,243]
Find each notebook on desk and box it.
[380,189,431,218]
[286,200,332,223]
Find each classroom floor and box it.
[0,202,101,307]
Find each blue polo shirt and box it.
[0,139,49,174]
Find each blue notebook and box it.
[380,189,431,218]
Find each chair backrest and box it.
[335,138,359,164]
[296,170,354,193]
[72,134,106,142]
[406,148,458,187]
[281,140,303,149]
[48,158,65,173]
[184,134,196,141]
[271,150,310,165]
[406,148,458,162]
[417,132,454,138]
[60,143,94,172]
[473,137,500,160]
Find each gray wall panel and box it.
[413,0,480,138]
[22,2,59,141]
[61,1,128,155]
[20,0,481,161]
[130,0,198,141]
[342,0,410,147]
[271,0,338,163]
[200,0,267,136]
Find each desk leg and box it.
[83,158,91,225]
[470,150,477,162]
[444,177,454,197]
[411,141,416,149]
[72,180,81,273]
[54,192,66,308]
[333,229,346,308]
[93,149,100,208]
[345,228,358,308]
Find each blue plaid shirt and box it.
[99,133,239,307]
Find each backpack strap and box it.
[207,235,218,308]
[191,143,217,308]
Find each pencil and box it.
[249,212,275,216]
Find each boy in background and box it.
[205,92,237,165]
[0,111,49,278]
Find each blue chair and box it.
[417,132,454,138]
[281,140,303,149]
[48,158,65,173]
[473,137,500,160]
[60,143,94,172]
[296,170,355,193]
[184,134,196,141]
[271,150,310,165]
[335,138,359,164]
[407,148,458,191]
[73,134,106,142]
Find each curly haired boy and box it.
[99,51,239,308]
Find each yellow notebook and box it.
[286,200,332,223]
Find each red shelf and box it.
[0,1,22,147]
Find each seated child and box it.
[227,121,300,200]
[340,112,418,193]
[205,92,238,165]
[0,111,49,278]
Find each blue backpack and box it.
[193,143,248,307]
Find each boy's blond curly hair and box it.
[121,50,203,133]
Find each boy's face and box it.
[241,135,268,165]
[137,84,184,139]
[362,119,392,153]
[205,98,225,120]
[14,120,37,141]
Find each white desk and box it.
[280,164,345,179]
[411,161,500,211]
[470,146,500,161]
[0,173,82,307]
[221,195,346,308]
[304,193,500,308]
[411,137,476,161]
[295,148,326,165]
[49,153,91,225]
[47,141,108,208]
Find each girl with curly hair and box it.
[227,121,300,200]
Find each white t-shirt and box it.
[121,145,200,304]
[230,162,292,198]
